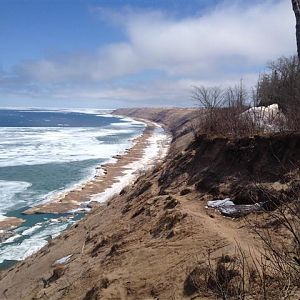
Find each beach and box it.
[22,119,170,215]
[0,115,171,250]
[0,110,171,267]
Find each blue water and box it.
[0,109,145,268]
[0,109,117,127]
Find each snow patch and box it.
[241,104,285,131]
[53,254,72,265]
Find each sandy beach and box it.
[23,118,170,215]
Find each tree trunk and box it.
[292,0,300,61]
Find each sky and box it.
[0,0,296,108]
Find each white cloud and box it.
[1,0,296,106]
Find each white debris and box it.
[207,198,263,218]
[207,198,234,208]
[53,254,72,266]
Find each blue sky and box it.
[0,0,296,108]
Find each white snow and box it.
[241,103,285,132]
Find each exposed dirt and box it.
[0,108,299,300]
[157,132,300,210]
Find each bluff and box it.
[0,108,299,299]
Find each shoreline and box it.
[0,114,171,266]
[22,118,170,215]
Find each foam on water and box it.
[21,224,43,236]
[0,238,48,263]
[7,108,112,115]
[0,219,71,263]
[0,110,147,266]
[2,234,21,244]
[0,127,137,168]
[0,180,32,215]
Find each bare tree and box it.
[257,56,300,109]
[192,86,224,109]
[192,86,225,135]
[292,0,300,61]
[224,79,247,109]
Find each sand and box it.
[0,217,25,231]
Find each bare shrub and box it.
[184,242,299,299]
[286,103,300,131]
[184,249,250,299]
[186,184,300,298]
[192,82,262,138]
[250,199,300,291]
[192,86,226,136]
[257,56,300,110]
[192,56,300,137]
[192,86,225,109]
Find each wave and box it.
[0,180,32,215]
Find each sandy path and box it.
[177,194,263,260]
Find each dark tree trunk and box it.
[292,0,300,61]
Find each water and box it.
[0,108,145,268]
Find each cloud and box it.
[0,0,296,106]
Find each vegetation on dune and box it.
[185,2,300,298]
[192,55,300,138]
